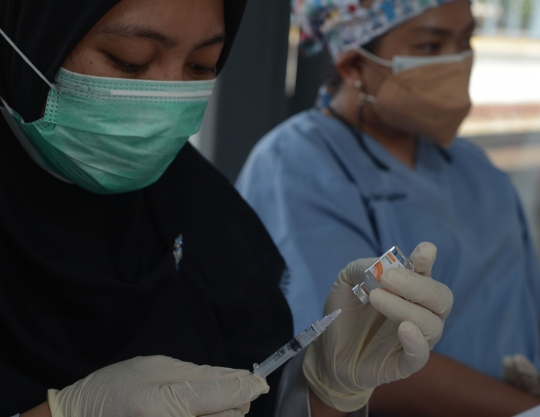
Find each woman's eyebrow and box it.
[97,23,178,47]
[96,23,226,50]
[193,34,227,51]
[412,20,476,37]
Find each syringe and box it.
[252,309,342,379]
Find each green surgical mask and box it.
[0,28,214,194]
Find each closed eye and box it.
[105,53,150,74]
[414,43,443,54]
[187,63,217,77]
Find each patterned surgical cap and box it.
[293,0,466,59]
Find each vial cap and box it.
[352,283,370,305]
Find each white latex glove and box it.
[48,356,269,417]
[303,242,453,412]
[502,354,540,397]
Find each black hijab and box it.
[0,0,292,415]
[0,0,247,122]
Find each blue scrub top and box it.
[236,109,540,379]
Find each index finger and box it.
[380,268,453,321]
[370,288,443,347]
[409,242,437,277]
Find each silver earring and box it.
[353,79,362,89]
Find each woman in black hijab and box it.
[0,0,452,416]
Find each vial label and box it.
[367,250,406,282]
[354,246,413,305]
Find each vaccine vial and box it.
[352,246,414,305]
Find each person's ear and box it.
[335,50,366,89]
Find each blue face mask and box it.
[0,28,215,195]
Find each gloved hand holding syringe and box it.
[253,246,414,379]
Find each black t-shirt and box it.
[0,115,293,416]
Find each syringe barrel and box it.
[252,310,341,378]
[295,325,319,347]
[253,337,302,379]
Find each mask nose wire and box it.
[0,27,58,92]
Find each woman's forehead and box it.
[396,1,475,35]
[88,0,225,50]
[1,0,243,121]
[95,0,225,33]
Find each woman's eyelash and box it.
[415,43,441,53]
[106,54,149,74]
[188,64,217,75]
[104,55,217,77]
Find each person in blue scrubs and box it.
[237,0,540,415]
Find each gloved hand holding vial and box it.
[253,242,453,414]
[303,242,454,412]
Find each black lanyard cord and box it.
[326,106,390,172]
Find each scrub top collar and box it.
[322,107,453,173]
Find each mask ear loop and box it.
[353,47,411,93]
[0,95,14,115]
[352,47,393,68]
[0,27,59,93]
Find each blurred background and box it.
[190,0,540,252]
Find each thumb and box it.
[177,372,269,416]
[397,321,430,379]
[513,354,539,378]
[409,242,437,277]
[513,354,540,396]
[327,257,379,312]
[339,258,379,287]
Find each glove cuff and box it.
[47,389,62,417]
[302,344,374,413]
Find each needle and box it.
[341,296,360,309]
